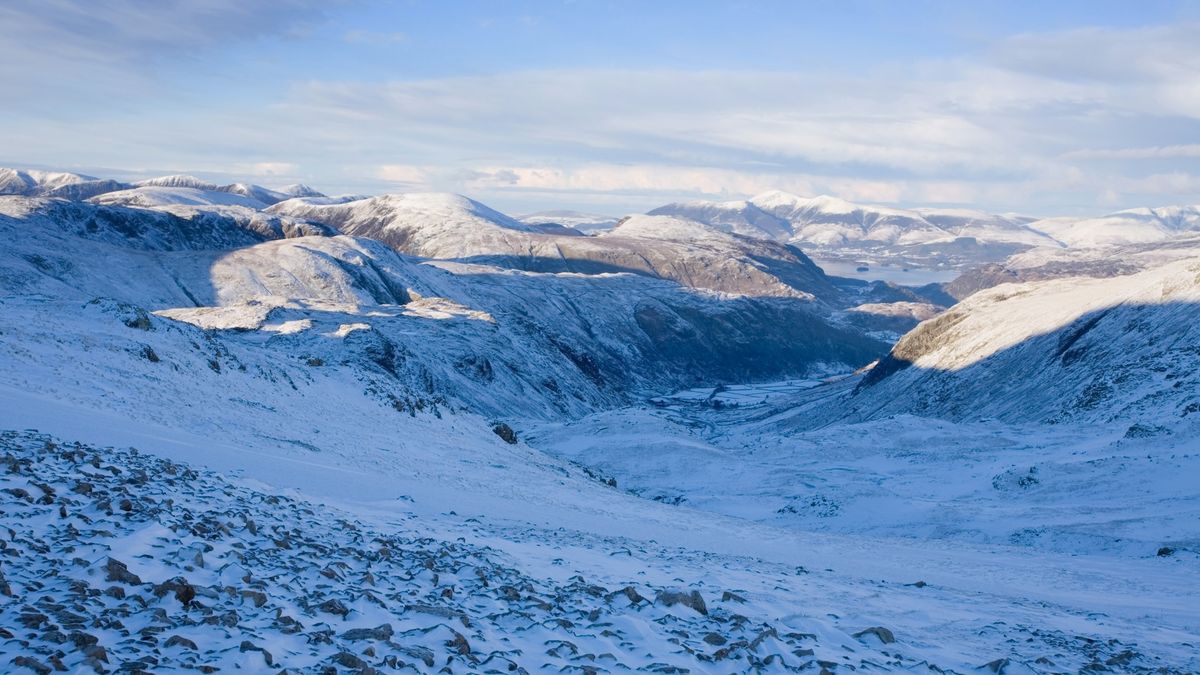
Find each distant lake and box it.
[813,259,961,286]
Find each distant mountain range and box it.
[5,167,1199,274]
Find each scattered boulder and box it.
[853,626,896,644]
[340,624,393,641]
[104,558,142,585]
[164,635,198,650]
[316,598,350,617]
[655,589,708,616]
[491,422,518,445]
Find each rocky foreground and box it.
[0,431,994,674]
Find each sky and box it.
[2,0,1199,217]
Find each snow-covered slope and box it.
[843,258,1200,427]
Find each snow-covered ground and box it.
[1,166,1199,673]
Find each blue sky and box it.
[2,0,1199,216]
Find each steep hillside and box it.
[0,195,887,422]
[845,257,1200,427]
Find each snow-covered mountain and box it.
[650,191,1064,269]
[0,167,131,201]
[116,175,308,208]
[1028,204,1200,248]
[271,194,866,301]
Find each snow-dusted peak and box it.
[747,189,806,210]
[278,183,326,199]
[798,194,861,214]
[220,182,288,205]
[135,174,220,191]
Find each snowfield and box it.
[0,166,1198,673]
